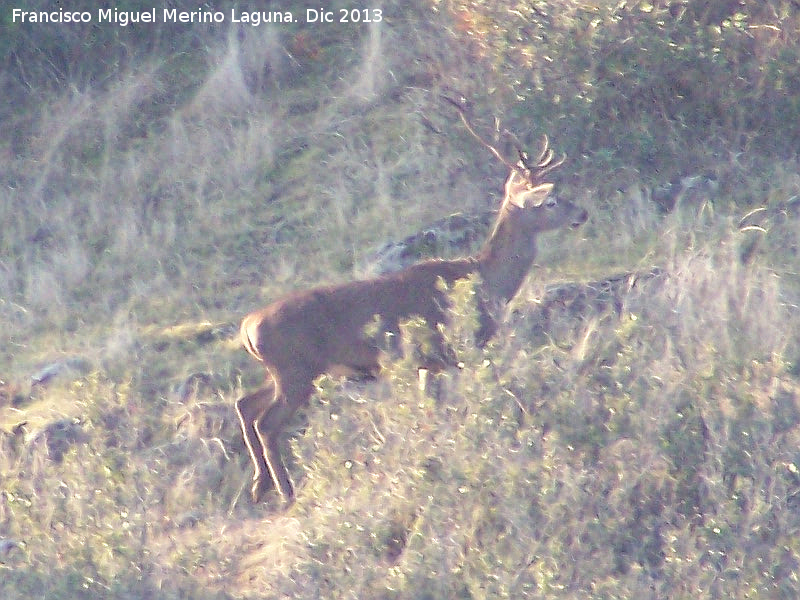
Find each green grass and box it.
[3,1,800,598]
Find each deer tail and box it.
[240,314,264,363]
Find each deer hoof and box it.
[251,477,272,503]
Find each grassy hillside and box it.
[2,1,800,598]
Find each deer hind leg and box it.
[253,377,314,502]
[235,386,275,498]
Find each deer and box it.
[235,104,588,503]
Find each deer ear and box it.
[503,170,525,197]
[512,183,554,208]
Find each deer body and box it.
[236,129,587,503]
[241,257,478,376]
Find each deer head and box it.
[501,159,587,232]
[443,98,587,301]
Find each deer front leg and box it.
[235,386,274,501]
[429,326,458,369]
[475,295,500,348]
[379,317,403,356]
[422,302,459,371]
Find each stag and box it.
[236,108,588,503]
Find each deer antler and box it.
[443,94,565,186]
[508,130,565,184]
[442,94,519,173]
[525,135,565,182]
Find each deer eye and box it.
[545,196,558,208]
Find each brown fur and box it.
[237,169,588,503]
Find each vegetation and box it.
[2,0,800,597]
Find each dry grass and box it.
[3,2,800,598]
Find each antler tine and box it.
[537,147,555,168]
[500,130,565,183]
[530,152,566,182]
[500,128,527,161]
[442,95,519,172]
[533,134,551,166]
[524,134,566,182]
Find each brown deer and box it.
[236,109,588,503]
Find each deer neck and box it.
[474,217,537,303]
